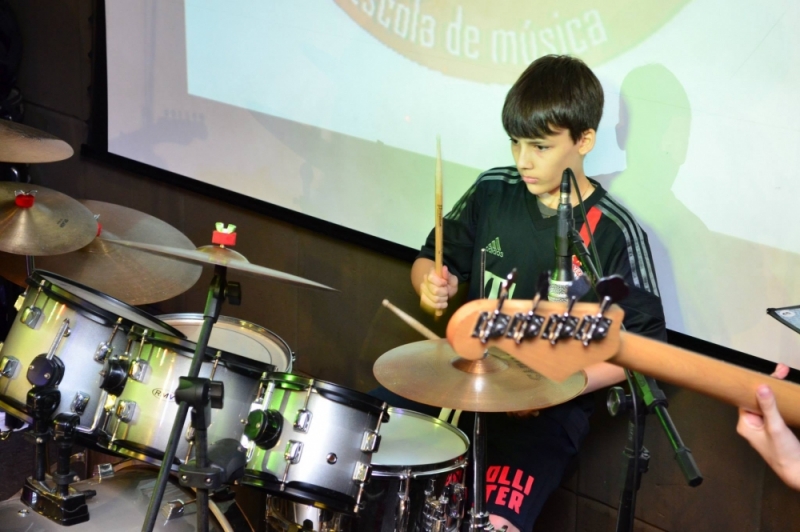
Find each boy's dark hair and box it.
[502,55,604,143]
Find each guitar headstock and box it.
[446,298,624,382]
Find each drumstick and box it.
[382,299,439,341]
[381,299,457,422]
[434,136,444,317]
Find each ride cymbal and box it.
[0,201,203,305]
[0,119,74,163]
[373,339,587,412]
[106,240,336,291]
[0,183,97,255]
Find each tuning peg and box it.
[507,271,549,344]
[596,275,629,303]
[473,269,516,343]
[543,291,581,345]
[574,275,628,346]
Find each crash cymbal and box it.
[373,339,587,412]
[106,240,336,291]
[0,183,97,255]
[0,119,74,163]
[0,201,203,305]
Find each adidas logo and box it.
[486,237,504,258]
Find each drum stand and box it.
[142,265,243,532]
[467,411,506,532]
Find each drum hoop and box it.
[268,373,387,415]
[27,270,184,338]
[371,407,470,475]
[156,313,293,359]
[141,331,276,377]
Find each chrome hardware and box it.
[161,499,196,520]
[95,463,115,480]
[71,392,91,415]
[326,453,337,464]
[94,342,113,362]
[115,400,136,423]
[473,269,516,343]
[284,440,303,464]
[361,429,380,453]
[45,319,71,360]
[128,359,149,382]
[13,293,24,312]
[294,408,312,433]
[0,355,19,378]
[209,351,221,380]
[352,461,370,482]
[21,306,42,329]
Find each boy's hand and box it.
[419,265,458,314]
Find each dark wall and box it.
[2,1,800,531]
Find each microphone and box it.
[548,168,574,302]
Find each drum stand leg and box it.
[467,412,506,532]
[20,389,92,526]
[141,265,242,532]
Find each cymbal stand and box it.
[25,255,35,277]
[141,264,241,532]
[467,258,508,532]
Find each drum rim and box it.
[266,372,387,415]
[371,407,470,476]
[27,270,184,338]
[156,313,293,360]
[141,329,276,377]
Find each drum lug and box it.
[94,342,113,362]
[284,440,303,465]
[128,360,149,383]
[352,461,370,483]
[160,498,197,520]
[0,355,19,378]
[115,400,137,423]
[95,463,115,480]
[293,408,312,433]
[360,429,381,453]
[20,305,42,329]
[70,392,91,416]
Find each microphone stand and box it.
[567,228,702,532]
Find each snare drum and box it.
[266,408,469,532]
[0,271,183,436]
[101,328,276,465]
[242,373,388,514]
[158,313,293,372]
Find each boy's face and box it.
[511,128,595,196]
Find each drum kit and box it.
[0,120,589,532]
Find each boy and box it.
[413,55,667,530]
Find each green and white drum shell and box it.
[102,330,274,466]
[242,373,388,515]
[157,314,293,373]
[0,270,182,436]
[0,466,231,531]
[265,408,469,532]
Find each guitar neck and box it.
[614,332,800,427]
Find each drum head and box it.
[159,314,292,372]
[373,408,469,473]
[29,271,182,336]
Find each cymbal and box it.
[0,119,74,163]
[0,182,97,255]
[373,339,587,412]
[106,240,337,291]
[0,201,203,305]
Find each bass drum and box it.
[0,271,183,437]
[266,408,469,532]
[0,465,239,531]
[157,314,293,372]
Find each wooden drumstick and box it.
[434,136,444,317]
[381,299,459,423]
[382,299,439,341]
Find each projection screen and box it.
[105,0,800,365]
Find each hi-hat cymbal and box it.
[373,339,587,412]
[0,182,97,255]
[106,240,336,291]
[0,201,203,305]
[0,119,74,163]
